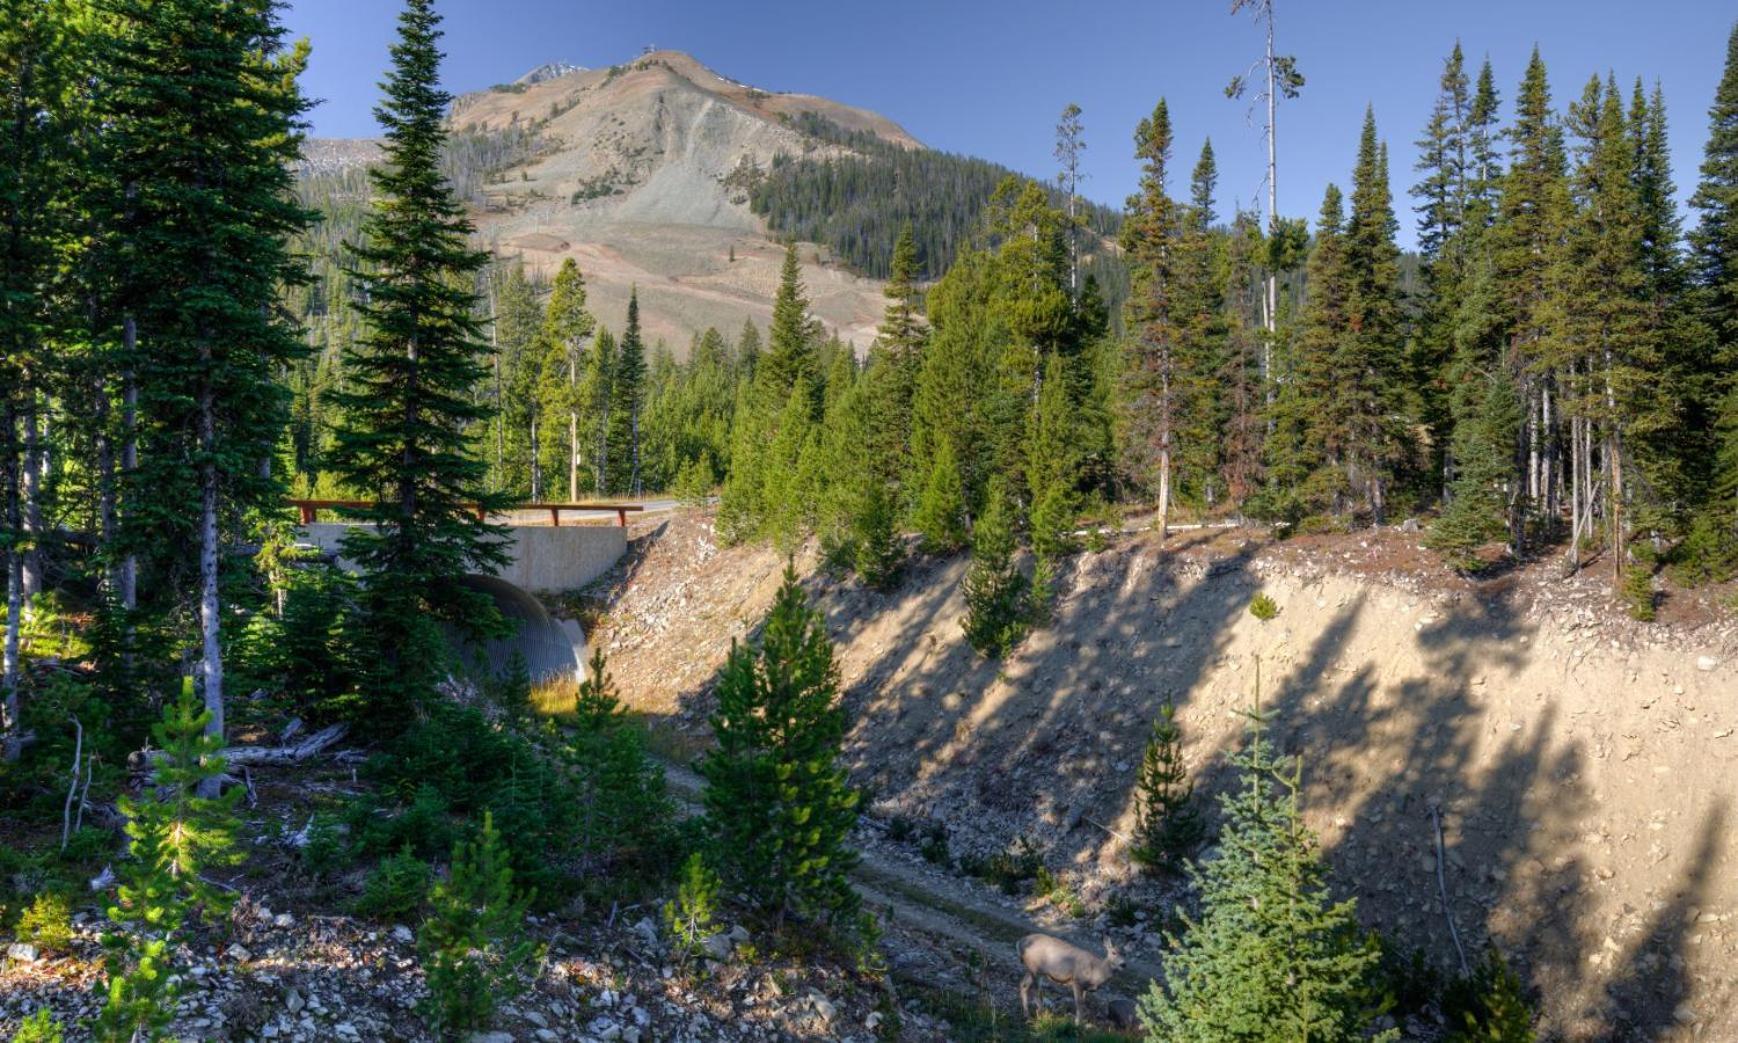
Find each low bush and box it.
[354,847,431,920]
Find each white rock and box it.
[1696,655,1718,672]
[6,942,41,962]
[391,924,414,944]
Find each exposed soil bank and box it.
[595,511,1738,1041]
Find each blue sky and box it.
[283,0,1736,250]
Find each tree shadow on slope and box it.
[830,536,1261,874]
[1232,573,1729,1039]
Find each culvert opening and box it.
[454,574,584,686]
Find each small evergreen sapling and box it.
[1130,702,1204,874]
[418,811,540,1037]
[94,681,242,1043]
[913,437,968,554]
[699,566,861,931]
[11,1010,63,1043]
[1443,948,1536,1042]
[662,852,722,962]
[1139,697,1385,1041]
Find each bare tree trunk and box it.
[21,392,41,602]
[568,352,579,502]
[3,398,22,753]
[630,406,641,497]
[198,372,224,756]
[120,317,138,611]
[1261,5,1279,411]
[1568,411,1583,574]
[529,414,541,501]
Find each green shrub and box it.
[961,835,1043,895]
[418,812,541,1036]
[300,813,347,879]
[662,852,722,962]
[1669,511,1738,585]
[15,892,73,953]
[354,847,431,920]
[1443,948,1536,1042]
[1248,592,1279,621]
[1375,941,1443,1023]
[918,821,950,867]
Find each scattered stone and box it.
[390,924,414,944]
[6,943,40,963]
[1695,655,1718,672]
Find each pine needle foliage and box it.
[1139,702,1385,1042]
[328,0,511,720]
[1442,948,1537,1043]
[1130,701,1205,874]
[961,479,1033,657]
[662,852,723,963]
[417,811,541,1038]
[94,681,241,1043]
[699,565,861,930]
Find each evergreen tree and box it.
[95,683,241,1041]
[92,0,314,744]
[1340,107,1411,522]
[1269,184,1349,514]
[583,326,616,494]
[0,0,75,746]
[1027,353,1081,558]
[1122,99,1185,533]
[700,566,860,928]
[418,811,539,1037]
[608,289,647,495]
[1139,705,1383,1041]
[1493,48,1571,552]
[536,258,595,501]
[492,263,544,497]
[763,242,820,417]
[1414,44,1475,496]
[1429,367,1523,572]
[327,0,509,718]
[864,226,927,489]
[960,478,1032,657]
[914,435,968,553]
[1130,701,1204,874]
[1692,24,1738,555]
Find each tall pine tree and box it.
[328,0,508,717]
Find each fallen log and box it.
[132,722,349,771]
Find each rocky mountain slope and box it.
[589,510,1738,1042]
[304,51,918,351]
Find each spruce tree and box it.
[92,0,314,744]
[0,0,75,747]
[1130,701,1204,874]
[1139,705,1383,1041]
[583,326,616,494]
[914,436,968,554]
[700,566,860,928]
[1692,24,1738,554]
[608,289,647,495]
[328,0,508,718]
[1122,99,1184,533]
[1429,367,1523,572]
[1340,107,1411,522]
[763,242,820,417]
[1027,353,1081,559]
[536,258,595,501]
[961,478,1032,657]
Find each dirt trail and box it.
[656,759,1165,998]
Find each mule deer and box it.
[1016,933,1124,1024]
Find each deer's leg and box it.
[1072,982,1084,1025]
[1019,972,1034,1019]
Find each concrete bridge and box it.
[294,501,648,685]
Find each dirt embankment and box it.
[592,511,1738,1041]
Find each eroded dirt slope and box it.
[593,510,1738,1042]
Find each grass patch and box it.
[901,979,1133,1042]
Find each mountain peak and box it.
[515,61,585,86]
